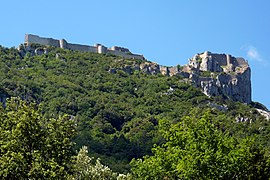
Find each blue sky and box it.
[1,0,269,109]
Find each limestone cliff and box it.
[17,34,252,104]
[185,51,251,104]
[111,51,251,104]
[18,36,252,105]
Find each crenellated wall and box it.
[24,34,144,60]
[67,43,97,53]
[25,34,60,47]
[107,50,144,60]
[190,51,249,73]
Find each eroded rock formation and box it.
[111,51,251,104]
[185,51,251,104]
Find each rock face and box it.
[256,109,270,121]
[16,35,253,105]
[111,51,251,104]
[18,44,48,56]
[20,44,251,104]
[185,51,251,104]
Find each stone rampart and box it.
[210,53,228,67]
[24,34,144,60]
[187,51,251,104]
[109,46,130,53]
[107,50,144,60]
[25,34,60,47]
[67,43,96,53]
[235,57,248,67]
[194,51,249,73]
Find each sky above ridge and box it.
[1,0,270,109]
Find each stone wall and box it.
[107,50,251,104]
[107,50,144,60]
[67,43,97,52]
[24,34,144,60]
[109,46,130,53]
[235,57,248,67]
[25,34,60,47]
[192,51,249,74]
[210,53,228,67]
[198,51,228,72]
[187,51,251,104]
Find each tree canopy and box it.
[0,45,270,177]
[131,110,270,179]
[0,98,75,179]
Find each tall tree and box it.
[0,98,76,179]
[131,110,270,179]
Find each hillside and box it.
[0,44,270,175]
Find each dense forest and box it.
[0,45,270,179]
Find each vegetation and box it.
[131,110,270,179]
[197,57,202,63]
[0,45,269,178]
[200,70,212,77]
[70,146,131,180]
[0,98,75,179]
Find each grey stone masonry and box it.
[121,51,252,104]
[186,51,251,104]
[24,34,144,60]
[22,35,252,104]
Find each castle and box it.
[22,34,252,104]
[188,51,248,73]
[24,34,145,60]
[109,51,251,104]
[185,51,251,104]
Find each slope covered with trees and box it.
[0,45,269,178]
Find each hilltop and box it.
[19,34,252,103]
[0,37,269,175]
[16,35,269,117]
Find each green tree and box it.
[1,45,269,173]
[0,98,76,179]
[131,110,270,179]
[70,146,131,180]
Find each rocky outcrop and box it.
[256,109,270,121]
[18,44,48,56]
[22,40,252,104]
[139,62,160,75]
[111,51,252,104]
[17,34,253,105]
[235,116,253,123]
[186,51,251,104]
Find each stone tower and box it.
[187,52,251,104]
[59,39,67,49]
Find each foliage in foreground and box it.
[0,46,269,174]
[70,146,131,180]
[0,98,76,179]
[0,98,131,179]
[131,110,270,179]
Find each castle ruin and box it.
[22,34,252,104]
[110,51,252,104]
[186,51,251,104]
[188,51,248,73]
[24,34,144,60]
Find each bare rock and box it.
[188,51,251,104]
[256,108,270,120]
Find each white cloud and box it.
[243,45,262,62]
[247,46,262,62]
